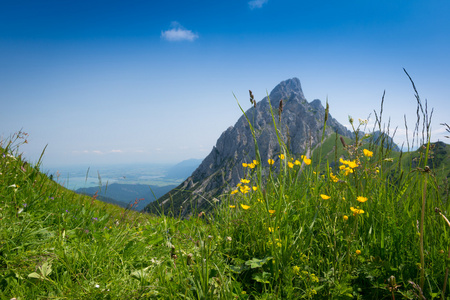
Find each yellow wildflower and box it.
[252,186,258,191]
[350,206,364,215]
[239,185,251,194]
[340,158,359,169]
[347,160,358,168]
[268,227,274,232]
[229,205,235,208]
[240,178,250,184]
[268,210,275,214]
[310,273,319,283]
[248,163,255,169]
[320,194,331,200]
[294,159,301,166]
[268,159,274,165]
[288,162,294,168]
[357,196,368,203]
[242,163,248,168]
[279,154,285,160]
[301,155,312,165]
[363,149,373,157]
[231,190,238,195]
[343,215,349,221]
[355,249,361,255]
[293,265,300,275]
[329,172,339,182]
[241,204,250,210]
[253,160,259,165]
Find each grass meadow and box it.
[1,82,450,299]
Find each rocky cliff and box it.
[143,78,352,216]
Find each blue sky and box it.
[1,0,449,168]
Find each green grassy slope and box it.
[3,124,450,299]
[0,134,216,299]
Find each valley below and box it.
[44,159,202,209]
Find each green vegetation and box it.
[1,87,450,299]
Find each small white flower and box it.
[6,154,16,160]
[95,284,100,288]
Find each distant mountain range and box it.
[144,78,355,216]
[69,158,202,209]
[166,158,203,180]
[76,183,177,211]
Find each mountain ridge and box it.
[144,78,353,216]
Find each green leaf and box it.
[245,256,273,269]
[228,264,248,274]
[28,262,52,280]
[28,272,43,279]
[39,262,52,277]
[131,266,151,280]
[147,236,164,246]
[252,272,271,284]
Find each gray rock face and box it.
[144,78,352,216]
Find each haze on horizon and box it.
[1,0,449,168]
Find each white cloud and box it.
[110,149,123,153]
[248,0,268,9]
[92,150,103,155]
[161,22,198,42]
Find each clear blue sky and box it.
[1,0,449,168]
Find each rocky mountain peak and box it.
[268,77,305,103]
[144,78,352,217]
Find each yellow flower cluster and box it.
[309,273,319,283]
[298,270,319,283]
[363,149,373,157]
[242,160,259,169]
[350,206,364,215]
[239,185,251,194]
[267,155,311,166]
[267,237,282,247]
[339,158,359,175]
[230,178,258,195]
[329,171,339,182]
